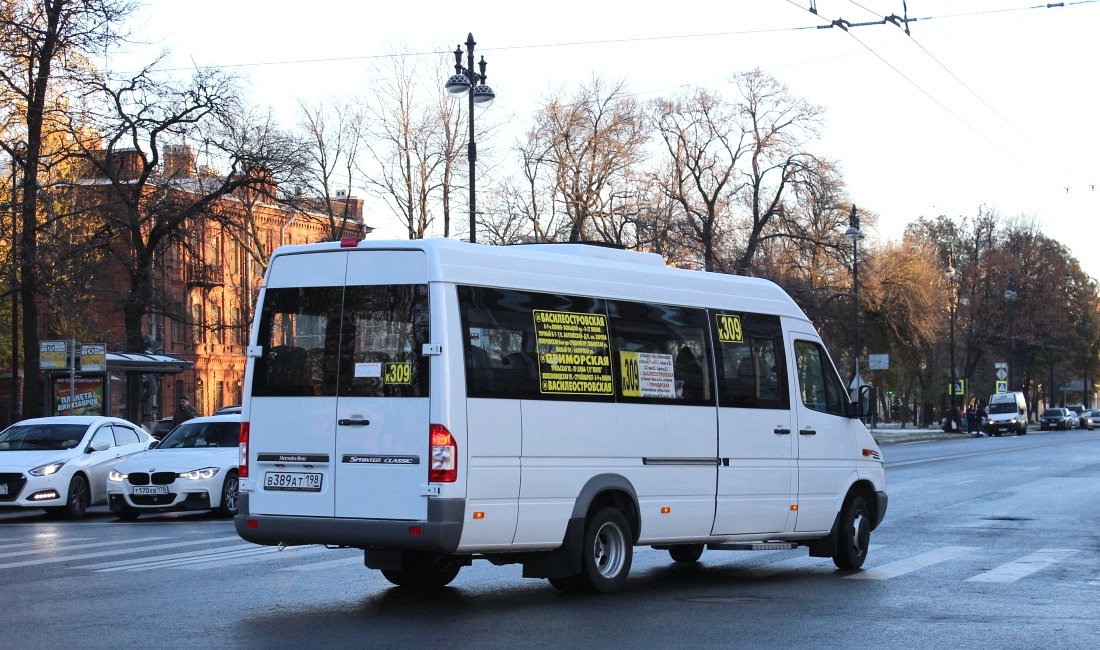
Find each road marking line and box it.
[744,545,886,577]
[0,535,241,569]
[0,536,171,559]
[82,543,263,571]
[845,546,979,580]
[117,547,278,571]
[281,554,363,571]
[966,549,1078,583]
[179,545,332,569]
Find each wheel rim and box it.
[850,508,869,555]
[223,477,239,512]
[592,521,627,579]
[70,478,88,515]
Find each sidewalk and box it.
[868,422,969,444]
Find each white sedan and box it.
[0,416,152,518]
[107,414,240,519]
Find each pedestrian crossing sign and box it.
[995,380,1008,393]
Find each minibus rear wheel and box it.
[578,507,633,593]
[669,544,704,563]
[381,552,461,589]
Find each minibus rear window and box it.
[252,285,429,398]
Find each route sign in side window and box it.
[339,284,430,398]
[712,311,789,409]
[252,287,343,397]
[457,286,612,401]
[794,339,848,416]
[606,300,713,405]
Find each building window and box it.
[214,380,224,411]
[191,303,203,344]
[211,304,223,345]
[195,378,205,416]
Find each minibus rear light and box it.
[340,238,359,248]
[429,424,457,483]
[239,422,250,478]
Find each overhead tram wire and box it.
[835,0,1084,184]
[783,0,1074,193]
[142,1,1100,76]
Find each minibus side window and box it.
[794,339,848,416]
[712,312,789,409]
[252,287,342,397]
[607,300,713,405]
[457,286,611,402]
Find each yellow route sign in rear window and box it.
[533,310,613,395]
[715,313,744,344]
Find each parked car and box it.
[1039,407,1074,430]
[150,416,174,440]
[1065,404,1088,429]
[1083,409,1100,430]
[213,405,241,415]
[106,414,241,520]
[0,416,152,518]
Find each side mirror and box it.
[88,440,111,453]
[148,440,160,449]
[850,384,875,419]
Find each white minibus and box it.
[235,238,887,593]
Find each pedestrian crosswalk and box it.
[0,532,1089,585]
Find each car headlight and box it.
[178,467,219,480]
[29,460,67,477]
[108,470,127,482]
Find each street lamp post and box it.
[946,252,961,431]
[844,205,864,402]
[444,33,496,244]
[7,144,23,426]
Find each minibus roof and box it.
[269,238,809,322]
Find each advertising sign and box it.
[80,344,107,372]
[40,340,69,370]
[54,377,104,416]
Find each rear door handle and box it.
[338,419,371,426]
[799,428,817,436]
[773,427,791,435]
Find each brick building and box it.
[52,146,371,426]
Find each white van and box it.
[235,239,887,593]
[986,391,1028,436]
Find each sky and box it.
[124,0,1100,281]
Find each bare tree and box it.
[294,98,367,240]
[0,0,137,417]
[531,77,649,245]
[651,88,747,271]
[731,69,825,273]
[360,48,462,240]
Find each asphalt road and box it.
[2,428,1097,649]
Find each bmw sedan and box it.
[106,414,240,519]
[0,416,152,518]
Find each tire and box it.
[115,509,141,521]
[380,552,461,589]
[577,507,633,593]
[54,475,90,520]
[832,494,871,570]
[217,471,239,517]
[669,544,704,563]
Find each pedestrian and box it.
[173,396,198,426]
[978,405,988,436]
[966,405,977,436]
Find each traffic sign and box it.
[995,362,1008,381]
[995,380,1008,393]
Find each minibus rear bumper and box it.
[234,493,465,553]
